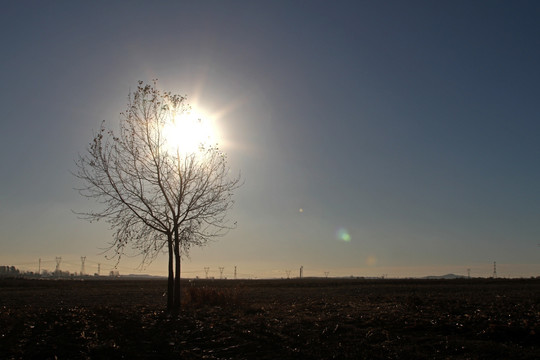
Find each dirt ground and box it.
[1,277,539,359]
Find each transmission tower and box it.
[97,263,101,276]
[204,267,210,279]
[285,270,291,279]
[493,261,497,278]
[467,268,471,279]
[324,271,329,278]
[219,267,225,279]
[80,256,86,276]
[299,265,303,279]
[55,257,62,274]
[234,266,237,280]
[38,258,41,275]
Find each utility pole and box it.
[219,267,225,279]
[299,265,303,279]
[493,261,497,278]
[97,263,101,276]
[38,258,41,275]
[204,267,210,279]
[467,268,471,279]
[234,266,237,280]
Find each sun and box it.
[162,107,218,154]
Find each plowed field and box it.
[1,278,539,359]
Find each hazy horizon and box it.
[5,254,538,280]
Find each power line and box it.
[55,257,62,274]
[80,256,86,275]
[219,267,224,279]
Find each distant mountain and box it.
[422,274,467,279]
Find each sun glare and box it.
[162,108,218,154]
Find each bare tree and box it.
[74,81,241,312]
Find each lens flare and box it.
[366,255,377,266]
[336,228,351,242]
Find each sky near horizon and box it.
[1,1,539,278]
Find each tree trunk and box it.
[167,233,174,312]
[173,227,181,311]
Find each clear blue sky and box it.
[1,1,539,278]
